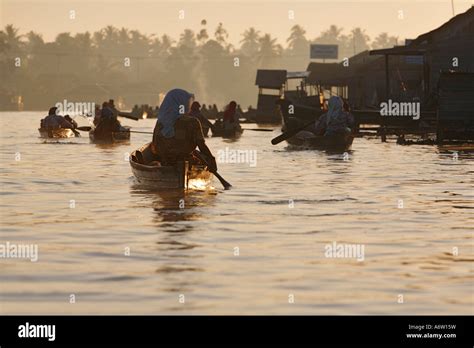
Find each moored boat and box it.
[89,126,131,143]
[129,143,213,189]
[287,132,354,152]
[38,128,77,138]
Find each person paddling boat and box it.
[135,89,217,172]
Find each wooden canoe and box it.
[129,143,213,189]
[89,126,131,143]
[38,128,76,138]
[287,133,354,152]
[211,126,244,138]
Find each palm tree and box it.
[74,32,92,52]
[372,33,398,49]
[160,34,174,54]
[25,31,44,52]
[129,30,149,55]
[54,32,75,51]
[313,25,344,44]
[92,31,104,49]
[197,28,209,46]
[240,27,260,57]
[257,33,282,67]
[101,25,119,52]
[214,23,228,46]
[150,34,174,58]
[118,27,130,47]
[179,29,197,49]
[350,28,370,55]
[286,25,308,52]
[0,25,24,53]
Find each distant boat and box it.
[211,125,243,139]
[89,126,131,143]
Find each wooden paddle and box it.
[271,119,315,145]
[192,150,232,190]
[117,111,140,121]
[245,128,273,132]
[76,127,151,135]
[126,130,153,134]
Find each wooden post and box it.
[382,54,390,142]
[423,55,430,101]
[385,54,390,100]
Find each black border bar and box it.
[1,315,472,346]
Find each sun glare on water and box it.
[188,178,212,190]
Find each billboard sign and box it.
[310,44,338,59]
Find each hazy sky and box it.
[1,0,473,45]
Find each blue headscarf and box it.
[326,96,344,126]
[157,89,194,137]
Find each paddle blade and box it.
[271,120,315,145]
[271,130,297,145]
[192,150,231,189]
[214,172,232,190]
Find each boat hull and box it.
[211,127,243,138]
[129,143,213,189]
[89,126,131,143]
[38,128,76,138]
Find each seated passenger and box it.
[41,107,74,130]
[313,96,354,136]
[222,101,241,131]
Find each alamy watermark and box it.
[217,147,257,167]
[380,99,420,120]
[324,241,365,262]
[18,322,55,341]
[55,99,95,117]
[0,241,38,262]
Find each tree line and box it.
[0,23,398,110]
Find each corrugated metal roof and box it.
[255,69,287,89]
[306,62,347,86]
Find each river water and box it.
[0,112,472,314]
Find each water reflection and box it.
[129,184,217,227]
[92,141,130,150]
[129,185,217,311]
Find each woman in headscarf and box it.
[222,101,241,131]
[189,101,213,135]
[313,96,354,136]
[150,89,217,170]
